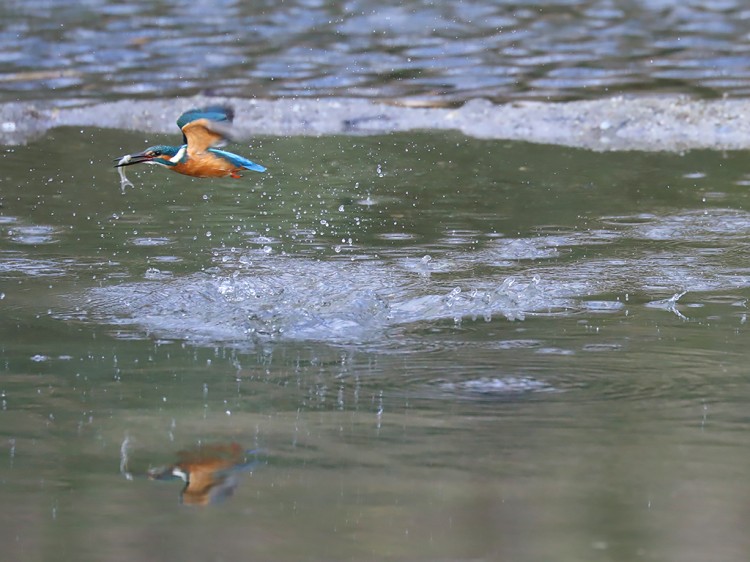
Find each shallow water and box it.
[2,130,750,560]
[4,0,750,104]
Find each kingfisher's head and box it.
[114,144,185,168]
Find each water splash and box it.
[74,251,578,347]
[63,209,750,348]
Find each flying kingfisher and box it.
[114,106,266,179]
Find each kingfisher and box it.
[114,106,266,179]
[148,442,263,506]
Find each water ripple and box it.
[3,0,750,103]
[7,224,61,245]
[61,208,750,348]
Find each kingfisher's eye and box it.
[152,150,162,157]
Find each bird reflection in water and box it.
[148,443,262,506]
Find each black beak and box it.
[113,151,152,167]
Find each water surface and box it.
[4,0,750,104]
[2,130,750,560]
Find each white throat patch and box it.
[169,145,187,164]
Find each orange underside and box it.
[171,155,243,178]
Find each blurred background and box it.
[3,0,750,105]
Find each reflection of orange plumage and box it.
[148,442,260,506]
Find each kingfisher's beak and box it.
[113,151,152,167]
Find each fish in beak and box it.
[113,152,152,167]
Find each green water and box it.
[2,129,750,561]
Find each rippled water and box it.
[3,0,750,104]
[3,130,750,560]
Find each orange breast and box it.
[172,152,240,178]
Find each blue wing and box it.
[209,148,266,173]
[177,106,234,129]
[178,107,235,145]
